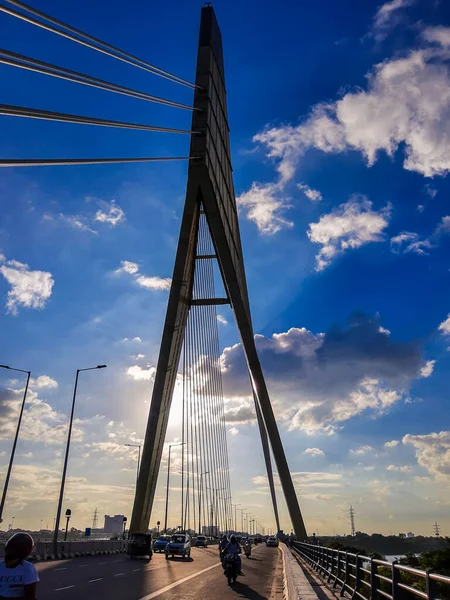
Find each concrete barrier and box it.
[0,539,126,563]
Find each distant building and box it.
[398,533,406,538]
[104,515,125,533]
[407,532,415,538]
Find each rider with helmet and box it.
[223,534,243,575]
[0,532,39,599]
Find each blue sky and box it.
[1,0,450,536]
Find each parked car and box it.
[152,535,171,553]
[194,535,207,548]
[165,534,191,559]
[266,537,278,547]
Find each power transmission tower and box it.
[92,507,98,530]
[349,505,356,537]
[434,521,440,537]
[129,5,306,541]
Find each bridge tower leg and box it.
[130,5,307,541]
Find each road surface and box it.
[36,544,282,599]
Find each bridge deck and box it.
[36,544,282,600]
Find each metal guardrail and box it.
[291,541,450,600]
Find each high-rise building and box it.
[104,514,125,533]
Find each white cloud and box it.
[135,275,172,291]
[217,315,228,326]
[115,261,171,291]
[420,360,435,378]
[422,26,450,48]
[403,431,450,476]
[304,447,325,457]
[379,326,391,335]
[236,181,293,235]
[308,196,391,270]
[253,471,342,490]
[385,440,400,448]
[0,259,54,315]
[31,375,58,389]
[434,216,450,237]
[424,184,438,199]
[126,365,156,381]
[438,315,450,335]
[132,354,145,360]
[298,183,322,202]
[94,201,125,226]
[59,214,97,235]
[417,204,424,213]
[220,315,426,434]
[350,445,374,455]
[390,231,432,256]
[386,464,412,472]
[0,387,82,444]
[228,427,239,436]
[116,261,139,275]
[251,35,450,185]
[371,0,415,41]
[132,337,142,343]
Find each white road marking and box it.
[55,567,68,571]
[79,564,89,568]
[114,572,125,577]
[89,578,103,583]
[55,585,75,591]
[133,568,141,572]
[138,562,222,600]
[99,561,107,565]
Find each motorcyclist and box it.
[223,534,243,575]
[219,535,228,561]
[244,538,252,555]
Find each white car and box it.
[266,537,278,547]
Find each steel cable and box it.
[3,0,198,89]
[0,103,197,134]
[0,157,197,167]
[0,49,198,111]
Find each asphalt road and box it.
[36,544,282,600]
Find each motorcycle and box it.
[224,553,239,585]
[244,543,251,558]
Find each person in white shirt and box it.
[0,533,39,599]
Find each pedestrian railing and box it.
[291,541,450,600]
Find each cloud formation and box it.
[0,257,54,315]
[298,183,322,202]
[221,314,426,433]
[94,200,125,226]
[116,261,171,291]
[371,0,415,41]
[236,182,293,235]
[403,431,450,477]
[308,196,391,270]
[239,27,450,237]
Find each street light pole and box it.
[0,365,31,524]
[53,365,106,555]
[164,442,184,533]
[232,504,240,533]
[238,508,246,534]
[198,471,208,535]
[125,444,141,488]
